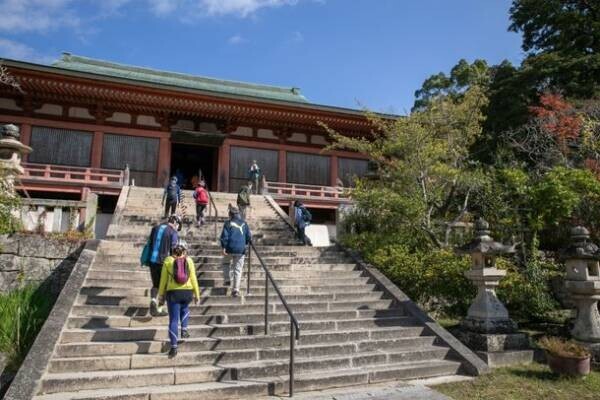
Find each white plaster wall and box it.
[231,126,253,137]
[288,132,307,143]
[68,107,94,119]
[311,135,328,145]
[35,104,62,116]
[172,119,195,130]
[257,129,277,140]
[199,122,218,132]
[0,97,22,111]
[107,112,132,123]
[137,115,161,127]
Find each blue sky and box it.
[0,0,523,114]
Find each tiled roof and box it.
[52,53,309,104]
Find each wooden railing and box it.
[265,181,350,203]
[20,163,129,188]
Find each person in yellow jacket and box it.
[158,240,199,358]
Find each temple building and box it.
[0,53,377,231]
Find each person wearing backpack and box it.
[162,176,181,218]
[247,160,261,194]
[192,181,209,226]
[294,200,312,246]
[220,206,252,297]
[145,215,181,316]
[157,240,199,358]
[236,185,251,220]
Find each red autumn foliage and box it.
[529,93,582,145]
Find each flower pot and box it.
[545,351,591,377]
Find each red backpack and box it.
[194,187,209,205]
[173,257,190,284]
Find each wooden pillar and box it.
[330,155,338,187]
[278,149,286,183]
[157,136,171,187]
[20,123,31,162]
[90,131,104,169]
[218,140,231,192]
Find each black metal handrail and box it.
[247,241,301,396]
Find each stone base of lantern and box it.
[461,316,518,334]
[454,329,533,368]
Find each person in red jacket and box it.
[193,180,209,226]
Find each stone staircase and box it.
[31,186,477,400]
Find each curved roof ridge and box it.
[53,52,308,103]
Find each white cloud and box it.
[148,0,181,15]
[0,38,55,64]
[291,30,304,43]
[228,34,247,45]
[0,0,80,33]
[198,0,300,17]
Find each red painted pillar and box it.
[20,123,31,162]
[278,149,286,183]
[218,139,230,192]
[90,131,104,169]
[157,136,171,187]
[330,155,338,187]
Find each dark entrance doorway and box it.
[170,143,218,190]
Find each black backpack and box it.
[301,207,312,223]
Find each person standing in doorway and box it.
[248,160,261,195]
[236,184,251,220]
[162,176,181,218]
[158,239,199,358]
[146,214,181,316]
[220,206,252,297]
[193,180,209,226]
[294,200,312,246]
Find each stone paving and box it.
[262,382,452,400]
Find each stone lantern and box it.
[0,124,31,185]
[563,226,600,344]
[455,218,531,366]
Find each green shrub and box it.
[0,284,55,372]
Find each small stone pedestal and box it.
[563,226,600,363]
[455,219,533,367]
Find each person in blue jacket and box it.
[162,176,181,218]
[220,205,252,297]
[294,200,312,246]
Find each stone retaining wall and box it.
[0,234,84,294]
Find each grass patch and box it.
[435,363,600,400]
[0,284,55,373]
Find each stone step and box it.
[67,308,407,329]
[83,276,373,289]
[73,298,393,313]
[79,283,377,298]
[76,292,384,307]
[50,343,451,374]
[55,330,438,357]
[36,359,461,399]
[91,263,358,273]
[60,318,421,343]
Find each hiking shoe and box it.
[156,304,168,317]
[232,289,240,298]
[168,347,177,358]
[181,329,190,339]
[150,299,158,317]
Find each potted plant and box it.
[538,336,591,377]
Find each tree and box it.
[509,0,600,98]
[324,86,489,249]
[413,59,490,111]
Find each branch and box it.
[422,223,443,248]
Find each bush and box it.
[0,284,55,372]
[344,234,475,317]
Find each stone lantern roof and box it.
[561,226,600,260]
[0,124,20,140]
[456,218,516,256]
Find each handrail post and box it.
[290,320,295,397]
[264,272,269,335]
